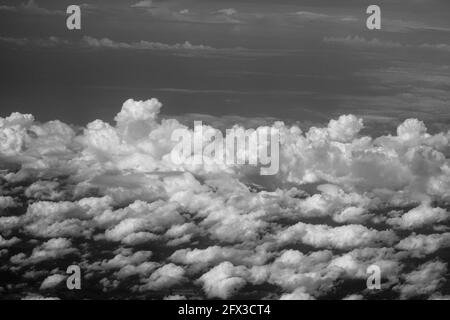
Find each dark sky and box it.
[1,0,450,133]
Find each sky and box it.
[1,0,450,131]
[2,1,450,300]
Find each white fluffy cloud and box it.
[279,287,315,300]
[0,235,20,247]
[387,203,449,230]
[1,98,450,299]
[197,262,250,299]
[11,238,77,265]
[0,196,17,211]
[276,222,397,250]
[40,274,66,290]
[139,263,186,291]
[396,233,450,257]
[395,261,447,299]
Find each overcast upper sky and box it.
[1,0,450,133]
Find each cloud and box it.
[139,263,186,291]
[323,36,403,49]
[81,37,217,53]
[327,114,364,143]
[0,35,217,53]
[293,11,329,20]
[0,36,69,48]
[280,287,315,300]
[21,294,60,300]
[382,18,450,33]
[0,235,20,247]
[395,261,447,299]
[1,98,450,299]
[11,238,77,266]
[0,0,64,15]
[0,196,17,211]
[131,0,154,8]
[0,36,276,58]
[420,43,450,52]
[324,36,450,54]
[214,8,237,16]
[197,262,250,299]
[276,222,397,250]
[40,274,66,290]
[396,233,450,257]
[169,246,269,273]
[387,203,449,230]
[80,36,264,58]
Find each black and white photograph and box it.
[1,0,450,303]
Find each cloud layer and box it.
[0,98,449,299]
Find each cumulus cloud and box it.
[40,274,66,290]
[395,261,447,299]
[139,263,186,291]
[1,97,450,299]
[197,262,249,299]
[10,238,77,266]
[0,235,20,247]
[279,287,315,300]
[276,222,397,250]
[396,233,450,257]
[387,203,449,230]
[0,196,17,211]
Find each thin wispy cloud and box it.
[0,0,64,15]
[131,0,155,9]
[0,35,300,58]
